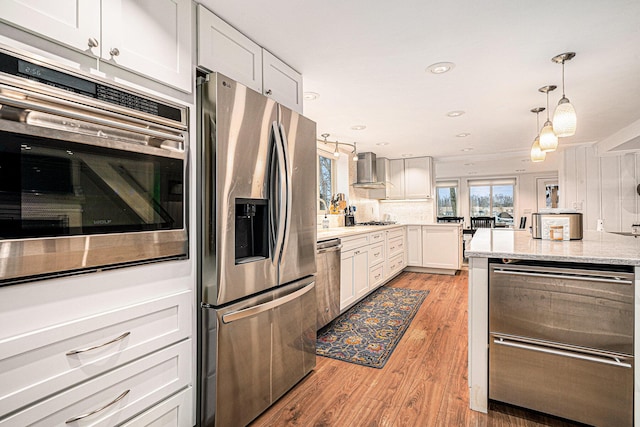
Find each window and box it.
[469,179,515,226]
[318,154,335,211]
[436,181,458,217]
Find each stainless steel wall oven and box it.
[0,47,188,285]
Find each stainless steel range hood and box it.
[353,152,386,189]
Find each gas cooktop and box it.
[356,221,397,226]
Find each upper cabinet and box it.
[196,5,303,113]
[197,5,263,93]
[262,50,303,113]
[0,0,193,92]
[385,157,434,199]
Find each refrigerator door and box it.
[200,73,280,306]
[277,105,318,285]
[201,277,316,427]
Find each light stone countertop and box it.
[466,228,640,265]
[316,224,405,241]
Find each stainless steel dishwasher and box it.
[489,259,634,427]
[316,238,341,330]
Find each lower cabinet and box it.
[406,224,462,272]
[339,227,407,312]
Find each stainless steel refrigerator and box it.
[196,73,317,427]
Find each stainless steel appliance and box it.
[197,72,317,426]
[489,259,634,427]
[316,238,341,330]
[0,47,188,284]
[353,152,386,189]
[531,212,583,239]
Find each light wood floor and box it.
[250,271,586,427]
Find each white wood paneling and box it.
[584,145,601,231]
[621,153,637,230]
[563,148,578,209]
[600,155,622,231]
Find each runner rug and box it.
[316,286,429,368]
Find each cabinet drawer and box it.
[341,234,370,251]
[369,243,385,266]
[0,290,192,417]
[388,254,404,276]
[388,236,405,257]
[120,386,193,427]
[369,264,385,288]
[369,231,385,244]
[0,339,192,426]
[386,228,404,241]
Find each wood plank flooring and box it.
[250,271,586,427]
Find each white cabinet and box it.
[386,227,407,278]
[406,224,462,272]
[0,0,193,92]
[196,6,303,113]
[385,157,434,200]
[197,4,263,93]
[406,225,423,266]
[262,49,303,114]
[422,225,462,270]
[340,245,369,310]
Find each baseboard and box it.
[404,266,458,276]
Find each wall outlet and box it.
[596,219,604,231]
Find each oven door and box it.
[0,124,187,284]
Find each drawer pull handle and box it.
[66,332,131,356]
[65,389,130,423]
[374,252,380,256]
[354,250,360,255]
[375,274,381,279]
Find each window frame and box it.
[436,180,459,218]
[317,151,336,212]
[468,178,516,226]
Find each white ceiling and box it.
[200,0,640,177]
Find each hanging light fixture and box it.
[333,141,340,157]
[552,52,577,137]
[352,141,359,161]
[530,107,546,162]
[538,85,558,152]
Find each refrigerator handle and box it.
[270,121,287,264]
[278,122,292,257]
[221,282,315,323]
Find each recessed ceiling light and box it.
[376,142,389,146]
[351,125,366,130]
[461,147,473,152]
[303,92,319,100]
[427,62,455,74]
[447,110,465,117]
[456,132,471,138]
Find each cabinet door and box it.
[406,226,423,266]
[353,248,369,299]
[101,0,192,92]
[0,0,100,56]
[340,251,356,310]
[263,49,303,113]
[387,159,405,199]
[422,226,460,269]
[197,5,263,93]
[404,157,433,199]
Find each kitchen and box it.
[0,1,639,427]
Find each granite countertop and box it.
[466,228,640,265]
[317,224,405,240]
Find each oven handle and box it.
[221,282,314,324]
[0,94,184,143]
[493,336,632,368]
[492,268,633,285]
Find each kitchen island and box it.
[466,228,640,426]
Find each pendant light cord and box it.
[561,60,566,97]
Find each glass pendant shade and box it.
[530,137,546,162]
[553,97,577,137]
[352,152,358,161]
[539,120,558,152]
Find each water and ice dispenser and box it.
[235,198,268,264]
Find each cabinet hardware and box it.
[265,89,272,95]
[65,389,130,423]
[87,37,99,48]
[66,332,131,356]
[354,250,360,255]
[110,47,120,57]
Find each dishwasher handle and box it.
[492,268,633,285]
[317,244,342,254]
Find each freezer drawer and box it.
[489,262,634,354]
[200,277,316,427]
[489,334,633,427]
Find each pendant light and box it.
[352,141,359,161]
[552,52,577,137]
[538,85,558,152]
[333,140,340,157]
[530,107,546,162]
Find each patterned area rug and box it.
[316,286,429,368]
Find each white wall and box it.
[560,145,640,232]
